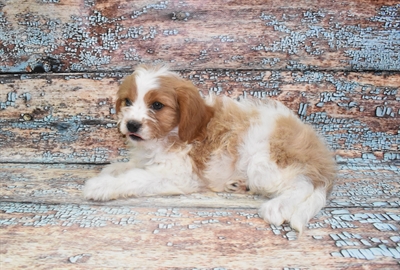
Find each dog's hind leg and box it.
[257,176,326,233]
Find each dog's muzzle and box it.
[126,120,143,141]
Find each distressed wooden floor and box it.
[1,164,400,269]
[1,0,399,269]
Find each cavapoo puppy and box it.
[84,65,336,233]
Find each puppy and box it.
[84,65,336,233]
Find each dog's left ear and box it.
[176,81,213,143]
[115,74,136,115]
[115,98,123,115]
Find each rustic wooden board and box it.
[1,0,399,72]
[1,162,399,268]
[1,163,399,209]
[1,202,399,269]
[1,71,400,120]
[1,0,399,269]
[1,71,399,164]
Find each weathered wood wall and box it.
[0,0,399,269]
[0,0,399,165]
[0,71,399,165]
[1,0,400,72]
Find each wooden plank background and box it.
[0,0,399,269]
[1,165,399,269]
[1,163,399,208]
[1,202,399,269]
[1,71,398,164]
[1,0,400,72]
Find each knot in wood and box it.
[27,57,62,73]
[172,11,189,21]
[22,114,33,121]
[29,60,51,73]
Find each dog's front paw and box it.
[83,175,117,201]
[100,162,133,177]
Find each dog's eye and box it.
[125,98,132,106]
[151,102,164,110]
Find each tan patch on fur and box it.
[269,115,336,192]
[174,80,214,143]
[116,74,138,113]
[190,98,258,176]
[144,88,179,139]
[139,75,215,142]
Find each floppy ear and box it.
[115,98,123,114]
[176,82,214,143]
[115,74,136,115]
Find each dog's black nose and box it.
[127,121,142,133]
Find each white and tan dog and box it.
[84,65,336,232]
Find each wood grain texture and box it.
[1,72,399,164]
[0,0,399,269]
[1,164,400,268]
[1,202,400,269]
[0,0,399,72]
[1,164,399,208]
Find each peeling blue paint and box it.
[259,4,400,70]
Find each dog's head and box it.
[116,65,213,143]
